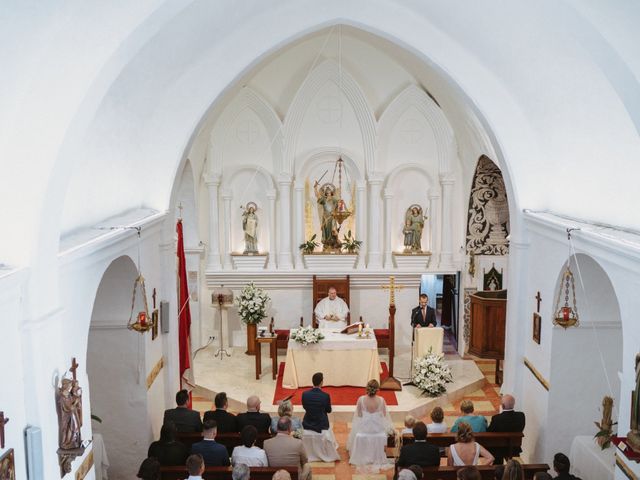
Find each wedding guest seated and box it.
[451,400,487,433]
[163,389,203,433]
[271,399,303,434]
[487,394,525,463]
[532,473,553,480]
[232,463,250,480]
[553,452,582,480]
[136,457,160,480]
[264,417,312,480]
[272,470,292,480]
[232,425,269,466]
[397,469,417,480]
[502,459,524,480]
[493,464,505,480]
[457,465,481,480]
[185,454,205,480]
[401,415,416,435]
[147,421,189,466]
[427,406,448,434]
[204,392,238,433]
[447,422,494,466]
[190,419,231,467]
[406,464,424,480]
[397,421,440,468]
[237,395,272,433]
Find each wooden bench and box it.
[417,464,548,480]
[395,432,524,459]
[160,465,298,480]
[176,431,275,456]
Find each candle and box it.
[562,307,571,321]
[138,311,147,327]
[358,323,363,335]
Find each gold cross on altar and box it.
[381,276,404,306]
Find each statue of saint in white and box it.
[242,202,259,254]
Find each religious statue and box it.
[403,205,426,252]
[241,202,259,254]
[594,396,614,449]
[56,378,83,451]
[627,353,640,452]
[314,182,341,251]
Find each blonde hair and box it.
[456,422,474,443]
[430,406,444,423]
[278,400,293,418]
[404,415,416,429]
[366,379,380,397]
[460,400,474,414]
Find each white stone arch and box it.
[225,164,277,192]
[208,87,283,174]
[295,146,364,185]
[384,162,437,192]
[378,84,456,175]
[284,59,376,176]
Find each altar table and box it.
[282,329,381,389]
[569,435,614,480]
[414,326,444,358]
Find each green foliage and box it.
[341,230,363,253]
[299,234,319,254]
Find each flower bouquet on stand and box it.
[412,348,453,397]
[290,326,325,346]
[236,282,270,355]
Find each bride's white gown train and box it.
[347,395,394,469]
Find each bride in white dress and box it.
[347,379,394,469]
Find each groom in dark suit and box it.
[411,293,437,328]
[302,372,332,433]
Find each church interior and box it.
[2,2,640,479]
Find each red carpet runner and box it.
[273,362,398,406]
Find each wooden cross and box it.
[70,357,79,381]
[152,288,157,310]
[0,411,9,449]
[535,291,542,313]
[381,276,404,306]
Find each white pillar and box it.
[278,176,293,270]
[355,181,366,268]
[294,183,304,268]
[367,174,383,269]
[383,189,393,268]
[429,192,440,264]
[267,190,277,269]
[205,173,222,270]
[222,190,233,270]
[439,176,455,268]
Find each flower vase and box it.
[245,322,257,356]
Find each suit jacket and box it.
[301,387,331,433]
[148,440,189,466]
[411,305,437,328]
[263,433,308,469]
[203,409,237,433]
[163,407,203,433]
[236,411,272,433]
[397,441,441,467]
[190,439,230,467]
[487,410,526,458]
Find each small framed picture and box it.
[152,309,159,340]
[0,448,15,480]
[532,312,541,344]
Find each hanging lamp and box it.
[128,228,152,333]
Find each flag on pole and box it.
[176,218,194,406]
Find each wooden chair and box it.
[274,316,303,351]
[312,275,351,328]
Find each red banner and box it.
[176,219,193,404]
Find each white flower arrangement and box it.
[290,326,325,346]
[235,282,270,325]
[412,348,453,397]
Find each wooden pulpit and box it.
[469,290,507,359]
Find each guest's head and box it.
[159,421,177,442]
[203,419,217,439]
[215,392,229,410]
[412,421,428,441]
[460,400,475,414]
[277,416,292,433]
[553,453,571,474]
[493,464,505,480]
[328,287,337,300]
[278,400,294,418]
[430,406,444,424]
[247,395,261,412]
[455,422,474,443]
[240,425,258,448]
[404,415,416,429]
[232,463,250,480]
[407,464,423,480]
[397,469,417,480]
[457,466,481,480]
[272,470,292,480]
[502,459,524,480]
[186,454,205,476]
[366,379,380,397]
[137,457,160,480]
[312,372,324,387]
[532,473,553,480]
[501,394,516,411]
[176,389,189,407]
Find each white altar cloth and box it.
[282,329,381,388]
[569,435,614,480]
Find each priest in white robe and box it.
[314,287,349,330]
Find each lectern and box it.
[469,290,507,359]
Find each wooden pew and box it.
[398,432,524,459]
[418,464,549,480]
[176,431,275,456]
[160,465,298,480]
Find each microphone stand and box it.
[403,312,418,387]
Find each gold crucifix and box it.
[381,276,404,306]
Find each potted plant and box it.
[236,282,270,355]
[341,230,362,254]
[299,234,319,254]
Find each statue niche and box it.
[403,204,427,253]
[241,201,259,254]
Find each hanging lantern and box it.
[331,157,351,226]
[553,264,579,328]
[128,273,152,333]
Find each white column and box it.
[267,190,277,269]
[278,176,293,270]
[222,190,233,269]
[439,176,455,268]
[205,173,222,270]
[294,183,304,268]
[367,174,383,269]
[355,181,366,268]
[429,191,440,264]
[383,189,393,268]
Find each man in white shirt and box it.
[314,287,349,330]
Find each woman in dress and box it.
[347,379,394,468]
[447,422,494,466]
[270,400,303,434]
[451,400,488,432]
[427,406,448,434]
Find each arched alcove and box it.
[546,253,622,463]
[87,255,148,479]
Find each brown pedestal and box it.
[255,335,278,380]
[469,290,507,359]
[245,323,258,356]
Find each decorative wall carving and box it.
[466,156,509,255]
[463,287,477,351]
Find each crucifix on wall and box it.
[0,411,9,448]
[535,291,542,313]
